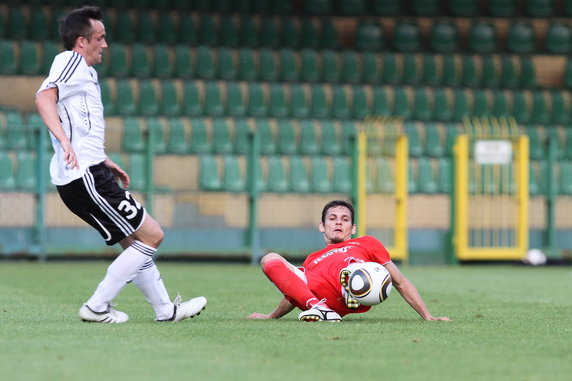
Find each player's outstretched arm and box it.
[384,262,451,321]
[248,297,295,319]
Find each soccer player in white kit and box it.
[35,6,207,323]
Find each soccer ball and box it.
[340,262,393,306]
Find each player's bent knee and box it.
[260,252,284,267]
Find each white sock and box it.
[132,259,174,320]
[86,241,155,312]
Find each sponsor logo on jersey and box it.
[313,246,354,265]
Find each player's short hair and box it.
[60,6,104,50]
[321,200,355,224]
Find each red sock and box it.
[263,259,319,310]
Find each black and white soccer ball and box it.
[340,262,393,306]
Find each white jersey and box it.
[37,50,107,186]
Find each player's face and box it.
[82,19,107,66]
[319,206,356,245]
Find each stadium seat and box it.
[433,88,453,122]
[247,83,268,118]
[332,156,352,193]
[199,15,219,46]
[280,49,299,82]
[267,156,289,192]
[260,18,280,48]
[196,46,216,80]
[526,0,554,16]
[166,117,189,154]
[422,54,440,86]
[488,0,517,16]
[430,21,459,53]
[205,82,225,117]
[146,117,167,154]
[331,86,351,120]
[531,91,550,124]
[160,80,181,116]
[445,123,459,157]
[267,83,288,118]
[540,160,559,195]
[450,0,478,16]
[26,113,51,151]
[137,12,157,44]
[507,22,536,54]
[290,84,310,119]
[512,91,530,124]
[301,49,320,82]
[481,56,500,88]
[470,89,487,118]
[41,41,61,75]
[425,123,445,157]
[114,11,135,43]
[6,112,28,150]
[122,117,146,152]
[220,15,239,47]
[403,54,421,85]
[109,43,130,77]
[526,126,544,160]
[405,122,423,157]
[234,119,250,154]
[545,23,572,54]
[311,85,330,119]
[226,82,246,117]
[321,120,342,156]
[411,0,440,15]
[381,52,401,84]
[305,0,333,14]
[239,16,260,48]
[238,48,258,81]
[289,156,311,192]
[8,6,27,40]
[131,44,152,78]
[158,11,178,45]
[19,40,40,75]
[173,45,194,79]
[218,47,237,80]
[199,155,221,191]
[374,157,394,193]
[321,50,341,83]
[127,154,146,191]
[551,90,570,125]
[213,119,233,154]
[300,19,320,50]
[30,7,48,41]
[355,20,384,51]
[442,55,461,87]
[338,0,367,15]
[413,87,432,121]
[437,157,451,193]
[178,15,198,45]
[393,21,421,52]
[0,40,17,74]
[462,55,480,88]
[453,89,470,121]
[468,22,497,53]
[299,120,320,155]
[153,44,173,78]
[393,87,412,119]
[277,119,297,155]
[16,151,36,191]
[257,119,276,155]
[492,90,510,118]
[0,151,16,190]
[182,81,203,117]
[520,57,536,89]
[362,52,381,84]
[260,48,279,82]
[138,80,159,116]
[500,56,519,88]
[352,85,370,120]
[311,156,332,193]
[341,50,361,84]
[408,160,418,193]
[280,18,300,49]
[190,118,211,154]
[223,155,245,192]
[372,0,402,15]
[417,157,438,194]
[372,86,391,116]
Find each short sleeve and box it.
[37,51,86,100]
[361,236,391,264]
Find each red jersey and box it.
[301,235,391,316]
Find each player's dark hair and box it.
[321,200,355,224]
[60,6,104,50]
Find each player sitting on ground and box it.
[248,200,451,322]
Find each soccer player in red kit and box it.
[249,200,451,322]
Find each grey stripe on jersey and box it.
[82,169,135,237]
[54,51,82,83]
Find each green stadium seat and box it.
[158,11,178,45]
[492,90,510,118]
[341,50,361,84]
[289,156,311,193]
[199,15,219,46]
[540,160,559,195]
[311,85,330,119]
[146,117,167,154]
[41,41,61,75]
[98,79,115,115]
[16,151,36,191]
[174,45,194,79]
[300,19,320,50]
[532,91,550,124]
[238,48,258,81]
[305,0,333,14]
[197,46,216,80]
[381,52,400,84]
[20,40,40,75]
[352,85,370,120]
[109,43,130,77]
[213,119,233,154]
[30,7,48,41]
[362,52,381,84]
[425,123,445,158]
[322,50,341,83]
[277,120,297,155]
[405,122,423,157]
[413,87,432,121]
[373,0,402,15]
[311,156,332,193]
[355,20,384,51]
[408,160,418,193]
[166,117,189,154]
[481,56,500,88]
[372,86,391,116]
[552,90,570,125]
[127,153,146,191]
[375,157,394,193]
[528,161,540,196]
[393,21,421,52]
[160,80,181,116]
[131,44,151,78]
[260,18,280,48]
[239,16,259,48]
[280,18,299,49]
[412,0,440,15]
[341,121,358,155]
[332,86,351,120]
[267,156,288,192]
[526,0,554,16]
[226,82,246,117]
[220,15,239,47]
[512,91,530,124]
[137,12,157,44]
[122,117,146,153]
[437,157,451,193]
[472,89,490,118]
[430,21,458,53]
[218,47,237,80]
[247,83,268,118]
[500,56,519,88]
[260,48,279,82]
[280,49,299,82]
[26,113,51,151]
[526,126,544,160]
[520,57,536,89]
[462,55,480,88]
[442,55,461,87]
[269,83,288,118]
[178,15,198,45]
[257,119,276,155]
[199,155,221,191]
[8,6,27,40]
[205,82,225,117]
[320,19,339,50]
[453,89,470,121]
[422,54,440,86]
[546,23,572,54]
[301,50,320,82]
[138,80,158,116]
[332,156,352,193]
[445,123,459,157]
[153,44,173,78]
[403,54,421,85]
[290,84,310,119]
[433,88,453,122]
[223,155,245,192]
[234,119,250,155]
[6,111,28,150]
[0,40,17,74]
[182,81,203,117]
[468,22,497,53]
[393,87,411,119]
[189,118,211,154]
[0,151,16,190]
[417,158,438,194]
[114,11,135,43]
[300,120,320,155]
[488,0,517,16]
[507,22,536,54]
[338,0,367,15]
[450,0,478,16]
[321,121,342,156]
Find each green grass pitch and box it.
[0,262,570,381]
